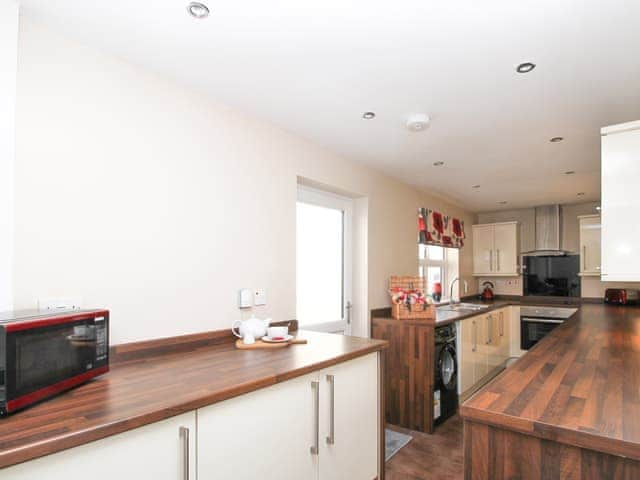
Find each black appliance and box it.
[520,306,576,350]
[523,255,581,297]
[0,309,109,416]
[434,323,458,426]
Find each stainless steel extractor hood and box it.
[522,205,570,256]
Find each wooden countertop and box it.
[460,303,640,460]
[0,330,387,469]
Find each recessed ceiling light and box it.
[550,136,564,143]
[187,2,209,19]
[472,185,480,189]
[433,161,445,167]
[577,192,585,196]
[595,206,602,212]
[564,171,576,175]
[498,201,508,205]
[362,112,376,120]
[516,62,536,73]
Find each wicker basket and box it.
[389,276,436,320]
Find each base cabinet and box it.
[198,353,379,480]
[3,412,196,480]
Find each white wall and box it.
[0,0,19,311]
[14,18,477,344]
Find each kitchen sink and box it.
[438,302,490,312]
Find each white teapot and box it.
[232,315,271,340]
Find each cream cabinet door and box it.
[579,215,601,276]
[458,319,478,395]
[493,223,519,275]
[474,315,490,382]
[3,412,196,480]
[484,312,502,372]
[318,353,379,480]
[498,308,511,363]
[473,225,494,275]
[601,122,640,281]
[197,372,318,480]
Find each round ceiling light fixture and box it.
[498,201,508,205]
[550,136,564,143]
[433,161,445,167]
[564,170,576,175]
[516,62,536,73]
[362,111,376,120]
[577,192,585,196]
[187,2,210,19]
[406,113,430,132]
[472,184,481,189]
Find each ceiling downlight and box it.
[550,136,564,143]
[187,2,209,19]
[433,161,444,167]
[362,111,376,120]
[516,62,536,73]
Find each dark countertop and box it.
[460,302,640,460]
[0,330,387,469]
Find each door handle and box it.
[326,375,335,445]
[345,301,352,325]
[486,315,492,345]
[499,312,504,336]
[489,250,493,272]
[310,381,320,455]
[179,427,190,480]
[496,249,500,272]
[583,246,587,271]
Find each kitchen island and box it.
[460,303,640,479]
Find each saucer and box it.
[261,334,293,343]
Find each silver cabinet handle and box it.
[472,320,477,352]
[583,245,587,271]
[326,375,335,445]
[179,426,190,480]
[310,381,320,455]
[499,312,504,337]
[486,315,492,344]
[489,250,493,272]
[496,249,500,272]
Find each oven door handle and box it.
[521,317,564,324]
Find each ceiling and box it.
[19,0,640,212]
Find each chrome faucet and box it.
[449,277,460,304]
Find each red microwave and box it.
[0,309,109,416]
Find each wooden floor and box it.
[385,415,463,480]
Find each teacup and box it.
[267,326,288,339]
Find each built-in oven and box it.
[520,306,577,350]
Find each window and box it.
[419,245,459,301]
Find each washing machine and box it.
[434,323,458,426]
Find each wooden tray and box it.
[235,338,308,350]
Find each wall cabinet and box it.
[3,411,197,480]
[458,307,512,398]
[198,353,379,480]
[472,222,519,276]
[578,214,601,276]
[601,121,640,281]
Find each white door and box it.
[493,223,518,275]
[458,318,477,394]
[197,372,318,480]
[3,412,196,480]
[318,353,379,480]
[472,225,494,275]
[297,185,353,334]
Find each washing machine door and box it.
[438,343,457,391]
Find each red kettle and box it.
[481,281,494,301]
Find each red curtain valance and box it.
[418,208,466,248]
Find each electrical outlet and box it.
[38,297,83,312]
[254,289,266,306]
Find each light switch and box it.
[238,289,253,309]
[254,289,266,306]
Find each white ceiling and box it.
[19,0,640,212]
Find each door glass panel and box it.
[296,202,343,327]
